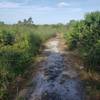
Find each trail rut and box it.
[17,36,85,100]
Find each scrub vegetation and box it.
[65,11,100,68]
[0,18,65,99]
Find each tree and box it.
[27,17,34,24]
[17,17,34,25]
[18,20,22,24]
[23,19,27,25]
[0,21,4,25]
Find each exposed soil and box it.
[16,35,85,100]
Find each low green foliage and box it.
[0,31,15,45]
[0,19,59,99]
[65,11,100,68]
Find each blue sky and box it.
[0,0,100,24]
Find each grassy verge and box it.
[0,24,57,100]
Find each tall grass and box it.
[0,24,57,99]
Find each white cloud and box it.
[0,1,21,8]
[57,2,70,7]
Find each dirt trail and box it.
[17,35,85,100]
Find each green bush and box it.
[28,33,41,55]
[87,40,100,68]
[1,31,15,45]
[0,47,31,99]
[65,11,100,68]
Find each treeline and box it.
[17,17,34,25]
[65,11,100,70]
[0,18,64,99]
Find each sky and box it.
[0,0,100,24]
